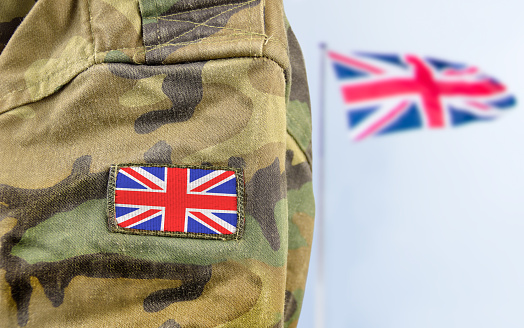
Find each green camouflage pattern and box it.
[0,0,313,327]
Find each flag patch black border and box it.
[107,163,245,240]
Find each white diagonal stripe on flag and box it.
[132,166,167,190]
[187,170,226,191]
[115,205,164,224]
[186,209,237,234]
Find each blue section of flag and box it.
[116,173,147,190]
[332,63,367,79]
[449,106,493,126]
[133,214,163,231]
[142,166,165,180]
[115,206,138,217]
[189,169,212,182]
[425,57,465,71]
[187,217,217,234]
[214,212,238,226]
[488,95,516,109]
[357,52,407,68]
[348,106,379,127]
[378,104,422,134]
[207,178,236,194]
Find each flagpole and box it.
[315,42,328,328]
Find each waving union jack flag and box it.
[328,51,516,141]
[108,165,243,239]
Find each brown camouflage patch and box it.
[107,62,206,134]
[245,158,285,251]
[0,17,23,52]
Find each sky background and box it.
[283,1,524,327]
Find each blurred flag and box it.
[328,51,516,141]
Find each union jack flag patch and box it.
[107,164,245,240]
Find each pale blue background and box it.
[283,1,524,327]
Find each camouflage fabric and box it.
[0,0,314,327]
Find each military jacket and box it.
[0,0,314,327]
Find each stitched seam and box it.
[86,0,96,62]
[259,0,265,56]
[1,33,288,108]
[155,17,266,38]
[143,33,285,54]
[0,38,262,101]
[0,35,289,103]
[249,0,253,56]
[147,0,258,19]
[143,35,267,54]
[149,1,254,50]
[155,0,161,50]
[97,46,145,53]
[2,0,290,104]
[146,33,266,47]
[1,37,288,103]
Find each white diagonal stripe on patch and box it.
[186,211,221,234]
[115,205,164,224]
[200,174,236,193]
[126,209,165,229]
[188,208,237,233]
[132,166,167,190]
[187,170,226,191]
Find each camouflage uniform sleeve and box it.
[0,0,314,327]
